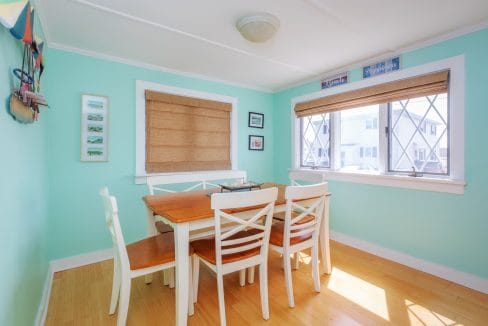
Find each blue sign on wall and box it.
[363,57,400,79]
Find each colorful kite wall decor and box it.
[1,0,48,123]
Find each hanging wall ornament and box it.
[1,0,48,124]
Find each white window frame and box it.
[291,55,465,194]
[135,80,239,184]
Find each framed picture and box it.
[249,135,264,151]
[81,94,109,161]
[248,112,264,128]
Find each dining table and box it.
[143,182,331,326]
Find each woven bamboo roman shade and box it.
[145,90,232,173]
[295,70,449,117]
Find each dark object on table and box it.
[219,181,263,192]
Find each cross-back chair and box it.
[269,182,328,308]
[191,187,278,326]
[100,187,194,325]
[273,171,328,269]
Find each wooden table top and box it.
[143,183,287,223]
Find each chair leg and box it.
[283,252,295,308]
[311,244,321,293]
[259,263,270,320]
[168,267,175,289]
[239,269,246,287]
[192,255,200,303]
[216,271,227,326]
[163,270,169,285]
[144,274,153,284]
[247,266,255,284]
[117,275,131,326]
[293,252,300,270]
[188,260,194,316]
[109,256,121,314]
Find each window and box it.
[389,94,448,174]
[300,113,330,168]
[292,56,465,193]
[135,81,238,183]
[298,93,448,176]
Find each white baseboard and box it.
[50,248,113,272]
[34,265,54,326]
[35,248,113,325]
[330,231,488,294]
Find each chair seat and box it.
[191,230,261,265]
[155,221,174,234]
[126,233,192,270]
[269,221,313,247]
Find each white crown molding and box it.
[331,231,488,294]
[275,20,488,92]
[48,41,273,93]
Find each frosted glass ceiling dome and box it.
[236,13,280,43]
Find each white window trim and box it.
[135,80,239,184]
[291,55,465,194]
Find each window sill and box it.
[290,169,465,194]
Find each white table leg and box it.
[319,197,331,275]
[175,222,190,326]
[145,208,158,284]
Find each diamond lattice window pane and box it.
[389,93,448,175]
[300,113,330,168]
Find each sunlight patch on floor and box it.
[405,299,460,326]
[327,267,390,321]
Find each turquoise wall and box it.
[3,19,487,325]
[273,28,488,278]
[43,49,274,260]
[0,27,49,325]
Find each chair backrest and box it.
[211,187,278,267]
[147,170,247,195]
[100,187,130,272]
[282,182,328,248]
[289,170,327,186]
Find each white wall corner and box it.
[330,231,488,294]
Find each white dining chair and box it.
[100,187,194,325]
[271,171,328,270]
[269,182,328,308]
[191,187,278,326]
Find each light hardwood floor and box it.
[45,241,488,325]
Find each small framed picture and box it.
[248,112,264,128]
[81,94,109,161]
[249,135,264,151]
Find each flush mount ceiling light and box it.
[236,13,280,43]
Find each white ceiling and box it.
[36,0,488,91]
